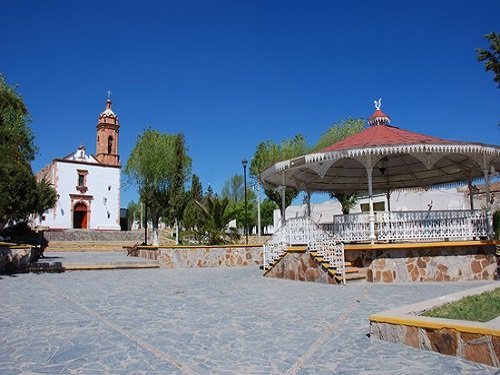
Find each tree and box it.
[190,174,203,201]
[194,196,240,245]
[125,129,189,246]
[0,162,37,230]
[250,135,308,221]
[315,118,365,212]
[260,198,278,233]
[165,134,191,244]
[477,31,500,88]
[312,117,365,152]
[330,192,358,214]
[34,177,57,224]
[221,174,245,203]
[0,75,48,231]
[127,200,141,229]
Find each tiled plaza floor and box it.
[0,262,497,374]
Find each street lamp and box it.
[242,159,249,244]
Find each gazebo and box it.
[261,99,500,244]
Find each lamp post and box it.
[242,159,249,244]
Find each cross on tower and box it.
[106,90,112,99]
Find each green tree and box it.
[250,135,308,221]
[34,177,57,224]
[0,75,50,230]
[477,31,500,88]
[125,129,187,246]
[182,174,205,243]
[165,134,191,244]
[190,174,203,201]
[0,162,37,230]
[260,198,278,233]
[315,118,365,211]
[194,196,240,245]
[312,117,365,152]
[330,192,358,214]
[127,200,141,229]
[221,174,245,203]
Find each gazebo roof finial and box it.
[368,98,391,126]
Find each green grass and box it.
[421,288,500,323]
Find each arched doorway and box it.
[73,202,88,229]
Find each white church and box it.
[36,98,122,230]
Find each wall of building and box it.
[41,160,120,230]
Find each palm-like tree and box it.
[194,197,240,245]
[330,192,358,214]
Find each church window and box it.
[76,170,89,193]
[108,136,113,154]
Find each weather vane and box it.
[374,98,382,110]
[107,90,112,99]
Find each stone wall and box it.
[137,246,262,268]
[0,247,31,274]
[265,251,337,284]
[345,246,497,283]
[371,321,500,368]
[44,229,149,242]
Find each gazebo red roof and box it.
[321,124,453,153]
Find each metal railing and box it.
[327,209,488,242]
[263,218,345,284]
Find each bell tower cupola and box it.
[95,91,120,166]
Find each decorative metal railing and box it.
[329,213,371,242]
[263,218,345,284]
[328,209,488,242]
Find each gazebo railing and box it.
[264,218,345,283]
[330,213,371,242]
[327,209,488,242]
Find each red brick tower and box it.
[95,96,120,166]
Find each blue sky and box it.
[2,0,499,206]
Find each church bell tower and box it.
[95,95,120,166]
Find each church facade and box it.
[36,98,121,230]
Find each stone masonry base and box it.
[137,246,262,268]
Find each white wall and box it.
[41,160,121,230]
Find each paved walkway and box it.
[0,264,497,374]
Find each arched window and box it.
[107,136,113,154]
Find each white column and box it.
[306,191,312,218]
[281,172,286,227]
[367,166,376,244]
[483,169,493,239]
[257,180,261,240]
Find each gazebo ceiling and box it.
[261,100,500,194]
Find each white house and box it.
[36,98,121,230]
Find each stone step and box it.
[30,261,160,273]
[63,262,160,271]
[334,268,367,282]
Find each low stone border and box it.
[135,245,263,268]
[369,283,500,367]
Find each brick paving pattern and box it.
[0,260,496,374]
